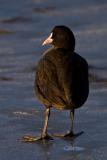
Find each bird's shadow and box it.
[61,131,84,142]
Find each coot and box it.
[23,25,89,142]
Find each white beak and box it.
[42,33,53,46]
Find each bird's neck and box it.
[55,47,74,54]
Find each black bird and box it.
[23,25,89,142]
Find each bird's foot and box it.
[21,134,53,142]
[63,131,75,137]
[53,131,75,138]
[53,131,84,139]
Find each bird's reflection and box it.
[35,131,84,160]
[36,140,53,160]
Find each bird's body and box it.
[22,25,89,142]
[35,48,89,110]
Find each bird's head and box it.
[42,25,75,51]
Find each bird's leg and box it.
[22,107,53,142]
[41,107,53,140]
[54,109,75,138]
[63,109,75,137]
[63,109,84,138]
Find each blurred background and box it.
[0,0,107,160]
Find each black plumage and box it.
[35,48,88,110]
[23,25,89,142]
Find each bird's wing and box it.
[56,62,73,105]
[35,57,66,106]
